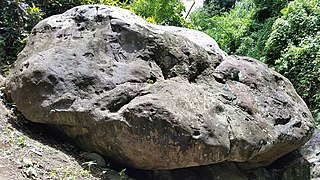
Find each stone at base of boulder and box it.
[300,128,320,179]
[281,157,310,180]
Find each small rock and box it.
[84,152,106,167]
[22,158,33,167]
[24,166,38,178]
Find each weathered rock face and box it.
[5,5,314,170]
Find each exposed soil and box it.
[0,90,130,180]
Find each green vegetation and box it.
[131,0,186,26]
[203,0,236,16]
[0,0,42,70]
[190,0,255,54]
[191,0,320,123]
[119,168,127,180]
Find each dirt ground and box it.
[0,91,129,180]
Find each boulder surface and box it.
[5,5,314,170]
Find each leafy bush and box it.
[265,0,320,116]
[190,0,291,58]
[203,0,236,16]
[253,0,290,21]
[235,17,275,59]
[0,0,42,72]
[190,0,255,54]
[131,0,186,26]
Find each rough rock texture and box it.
[5,5,314,170]
[300,129,320,179]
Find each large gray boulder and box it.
[5,5,314,170]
